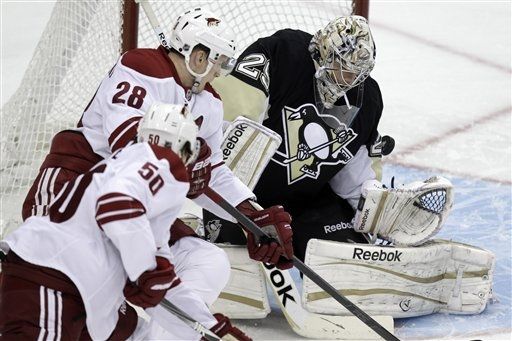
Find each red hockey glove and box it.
[202,313,252,341]
[187,138,212,199]
[123,257,180,309]
[238,201,294,270]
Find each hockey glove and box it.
[187,138,212,199]
[238,201,294,270]
[203,313,252,341]
[123,256,181,309]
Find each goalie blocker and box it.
[303,239,495,317]
[221,116,281,190]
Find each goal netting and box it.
[0,0,363,237]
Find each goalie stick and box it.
[205,187,399,341]
[219,118,394,339]
[159,298,221,341]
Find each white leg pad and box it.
[303,239,495,317]
[211,244,271,319]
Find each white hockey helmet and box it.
[170,7,237,78]
[309,15,376,108]
[137,103,199,166]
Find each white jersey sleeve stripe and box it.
[37,286,46,341]
[96,192,146,228]
[108,117,142,153]
[55,290,62,341]
[46,288,56,341]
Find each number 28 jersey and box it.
[78,46,253,212]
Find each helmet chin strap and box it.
[184,57,215,98]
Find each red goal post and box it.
[0,0,369,235]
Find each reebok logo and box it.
[263,263,295,307]
[222,123,248,160]
[353,247,402,262]
[324,221,351,234]
[357,208,370,231]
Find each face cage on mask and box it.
[325,51,370,91]
[315,80,365,131]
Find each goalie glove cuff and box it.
[353,180,387,235]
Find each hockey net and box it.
[0,1,365,236]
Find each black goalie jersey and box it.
[213,29,384,217]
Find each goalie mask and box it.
[138,103,199,166]
[170,8,237,80]
[309,16,375,110]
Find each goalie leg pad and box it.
[303,238,495,317]
[211,244,271,319]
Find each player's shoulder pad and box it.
[121,47,174,79]
[148,144,188,183]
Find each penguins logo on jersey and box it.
[273,103,357,184]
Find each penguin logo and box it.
[205,219,222,242]
[272,103,357,184]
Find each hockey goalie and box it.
[198,14,495,339]
[207,116,494,325]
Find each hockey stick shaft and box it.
[283,138,337,164]
[204,187,399,341]
[159,298,221,341]
[135,0,172,52]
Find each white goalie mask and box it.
[309,16,376,109]
[170,8,237,79]
[138,103,199,166]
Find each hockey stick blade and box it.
[204,187,399,341]
[159,298,221,341]
[260,262,393,339]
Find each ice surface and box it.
[1,1,510,340]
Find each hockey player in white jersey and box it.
[22,6,248,221]
[21,7,293,270]
[0,103,252,340]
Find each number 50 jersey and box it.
[2,142,189,340]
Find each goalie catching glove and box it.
[353,176,454,246]
[237,201,294,270]
[187,138,212,199]
[124,256,181,308]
